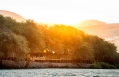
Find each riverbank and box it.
[0,60,92,69]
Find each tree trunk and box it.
[25,55,33,68]
[0,58,3,68]
[25,60,32,68]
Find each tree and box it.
[0,29,29,60]
[20,20,45,54]
[84,34,118,64]
[72,42,94,60]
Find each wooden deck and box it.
[0,55,94,64]
[29,57,94,64]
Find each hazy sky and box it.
[0,0,119,25]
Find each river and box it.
[0,69,119,77]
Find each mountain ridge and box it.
[0,10,26,22]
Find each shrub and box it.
[89,62,102,69]
[89,62,116,69]
[99,62,116,69]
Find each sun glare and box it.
[32,14,76,25]
[28,10,89,27]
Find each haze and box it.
[0,0,119,26]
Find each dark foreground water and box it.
[0,69,119,77]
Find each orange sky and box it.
[0,0,119,26]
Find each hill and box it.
[78,20,107,27]
[0,10,26,22]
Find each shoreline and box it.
[0,60,92,69]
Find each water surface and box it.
[0,69,119,77]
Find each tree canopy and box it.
[0,15,119,65]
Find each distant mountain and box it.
[78,19,107,27]
[77,20,119,52]
[0,10,26,22]
[78,20,119,38]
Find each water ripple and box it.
[0,69,119,77]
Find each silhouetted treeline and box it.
[0,15,119,66]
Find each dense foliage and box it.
[89,62,117,69]
[0,15,119,66]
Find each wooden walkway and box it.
[30,57,94,64]
[1,56,94,64]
